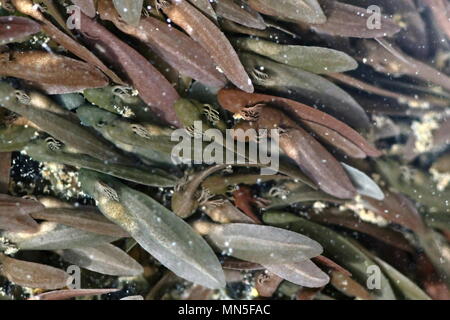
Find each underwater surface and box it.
[0,0,449,300]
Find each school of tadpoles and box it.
[0,0,450,300]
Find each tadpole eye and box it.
[97,120,106,127]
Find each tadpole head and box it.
[76,105,118,129]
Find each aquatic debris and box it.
[403,113,450,161]
[374,159,450,212]
[360,190,426,233]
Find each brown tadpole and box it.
[218,89,382,158]
[78,13,181,127]
[97,0,227,88]
[236,104,357,199]
[161,0,254,93]
[0,51,108,93]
